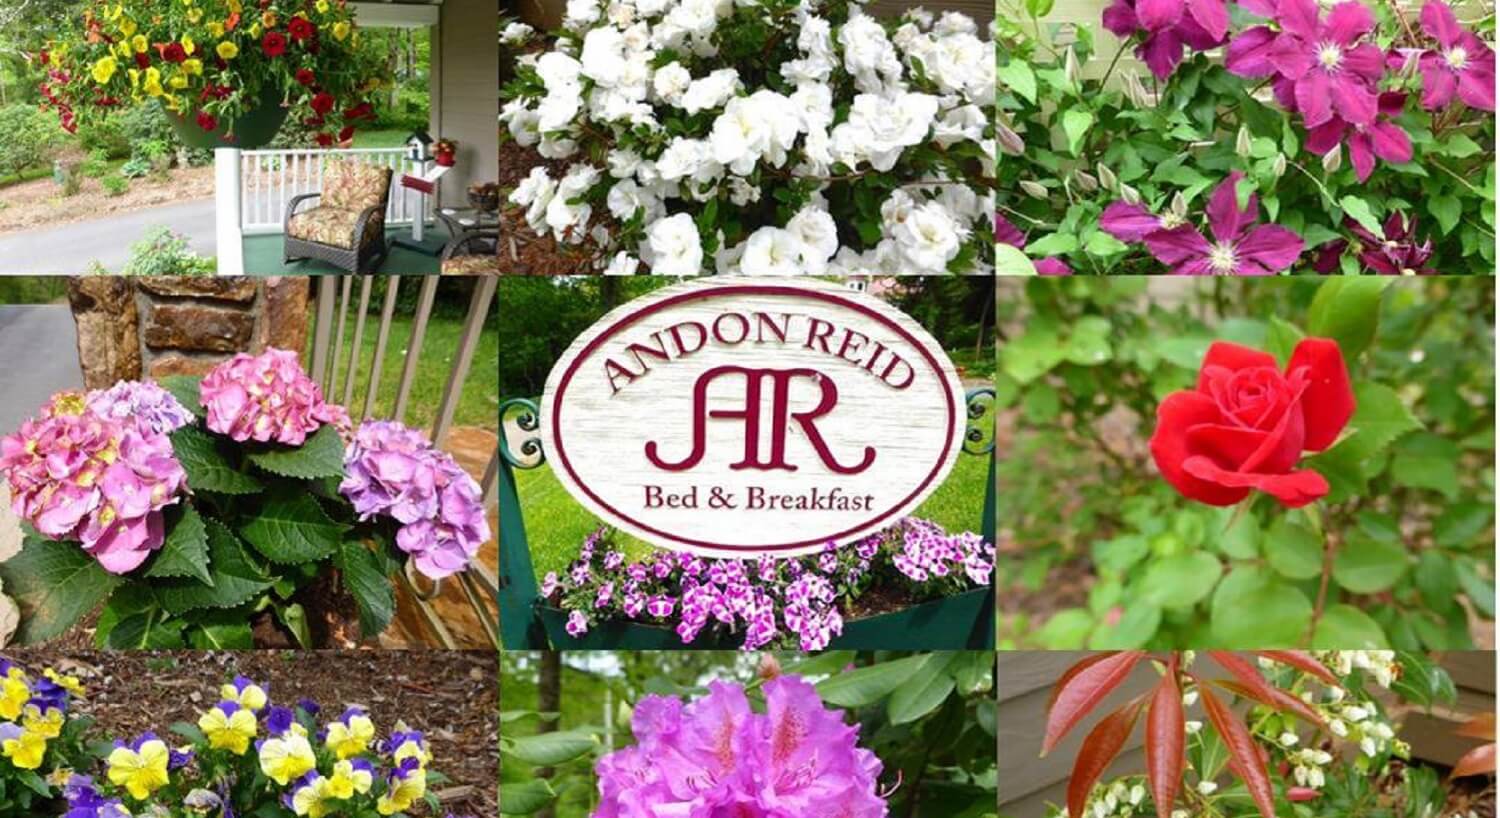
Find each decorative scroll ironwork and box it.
[501,398,546,469]
[964,387,997,456]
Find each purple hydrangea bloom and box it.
[592,676,887,818]
[86,380,195,436]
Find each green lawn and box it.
[351,129,413,149]
[305,307,497,433]
[513,444,993,577]
[0,278,70,305]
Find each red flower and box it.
[163,42,187,63]
[38,50,49,66]
[134,52,150,69]
[315,132,333,146]
[342,102,373,121]
[262,31,287,57]
[337,125,354,141]
[288,16,315,41]
[310,92,335,115]
[226,11,241,31]
[1150,338,1354,508]
[197,111,219,131]
[295,68,316,86]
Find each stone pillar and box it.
[67,277,142,389]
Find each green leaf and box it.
[887,653,956,725]
[1414,551,1459,609]
[186,610,256,649]
[107,611,187,649]
[155,519,273,615]
[169,722,207,744]
[1034,609,1093,649]
[997,60,1037,104]
[1089,603,1162,649]
[1430,194,1462,235]
[1433,502,1492,548]
[159,376,205,418]
[1311,605,1388,648]
[239,490,348,564]
[506,731,598,766]
[996,243,1037,276]
[1000,320,1065,384]
[1341,381,1423,460]
[1138,552,1221,609]
[1210,566,1312,647]
[1333,532,1409,593]
[1442,133,1483,158]
[1456,561,1495,618]
[817,654,929,707]
[0,536,121,644]
[1339,195,1383,235]
[1264,316,1305,367]
[1306,277,1390,359]
[1061,109,1094,156]
[1025,232,1078,256]
[246,425,347,480]
[170,426,263,495]
[500,780,556,815]
[1024,0,1055,16]
[279,602,313,648]
[1214,507,1261,559]
[335,539,396,639]
[1390,433,1461,499]
[142,505,212,586]
[1063,316,1113,365]
[1264,515,1324,580]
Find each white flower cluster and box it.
[501,21,536,45]
[501,0,995,274]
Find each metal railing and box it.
[308,275,499,650]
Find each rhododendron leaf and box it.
[171,426,264,495]
[889,652,957,725]
[1043,650,1145,754]
[156,519,273,615]
[817,654,930,707]
[239,489,348,564]
[335,538,396,639]
[246,424,346,480]
[500,780,557,813]
[143,505,212,586]
[1208,651,1325,725]
[0,535,121,644]
[508,730,599,766]
[1145,661,1184,818]
[1199,685,1277,818]
[1253,650,1340,685]
[1310,604,1389,648]
[1306,274,1390,359]
[159,375,206,419]
[1065,697,1144,818]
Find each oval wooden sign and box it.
[541,277,966,558]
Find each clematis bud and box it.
[1272,154,1288,178]
[1235,125,1252,157]
[1064,47,1080,87]
[1120,183,1141,205]
[1170,191,1188,218]
[1096,162,1117,191]
[1322,147,1342,173]
[1019,180,1049,199]
[997,121,1025,156]
[757,654,782,680]
[1074,170,1099,192]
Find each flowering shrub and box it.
[39,0,383,146]
[1041,651,1456,818]
[500,0,996,274]
[542,517,992,650]
[0,348,488,649]
[60,675,450,817]
[997,277,1495,650]
[998,0,1495,274]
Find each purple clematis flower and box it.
[1230,0,1383,127]
[1313,213,1438,275]
[1104,0,1225,79]
[1133,0,1230,42]
[1304,92,1414,181]
[1126,172,1305,275]
[1417,0,1496,111]
[1099,200,1187,242]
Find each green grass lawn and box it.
[0,278,70,305]
[305,307,497,433]
[351,129,413,149]
[513,445,993,577]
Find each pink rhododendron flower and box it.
[1417,0,1496,111]
[1103,0,1225,79]
[1304,92,1414,181]
[1104,172,1305,275]
[0,393,185,573]
[592,676,887,818]
[199,348,349,446]
[1228,0,1383,127]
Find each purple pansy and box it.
[1417,0,1496,110]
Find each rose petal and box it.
[1197,341,1278,391]
[1181,457,1330,507]
[1286,338,1355,452]
[1150,391,1251,506]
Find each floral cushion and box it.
[321,159,391,212]
[441,253,499,275]
[288,206,385,250]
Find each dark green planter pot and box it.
[163,85,289,149]
[536,587,994,651]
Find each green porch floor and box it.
[242,230,448,275]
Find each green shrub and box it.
[79,148,111,179]
[74,114,129,159]
[119,157,152,178]
[0,104,63,180]
[100,174,129,196]
[121,226,215,275]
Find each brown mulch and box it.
[0,649,497,817]
[0,161,215,234]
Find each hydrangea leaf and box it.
[184,609,256,649]
[106,610,188,649]
[335,539,396,639]
[246,424,347,480]
[143,505,213,586]
[159,375,206,419]
[156,518,273,615]
[171,426,263,495]
[0,535,121,644]
[239,489,348,564]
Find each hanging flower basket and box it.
[162,83,289,149]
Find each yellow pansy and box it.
[258,732,316,786]
[91,55,118,85]
[106,739,170,800]
[1,729,47,770]
[220,679,268,712]
[376,767,425,816]
[197,704,257,756]
[332,21,350,41]
[291,776,335,818]
[325,760,373,799]
[216,40,238,60]
[324,712,374,760]
[0,671,30,721]
[22,706,63,740]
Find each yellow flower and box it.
[325,760,373,799]
[91,55,118,85]
[168,73,189,90]
[216,40,238,60]
[249,22,261,37]
[228,0,242,13]
[315,0,330,12]
[220,680,267,712]
[131,34,148,53]
[332,21,350,41]
[22,706,63,740]
[183,58,203,76]
[116,41,132,58]
[376,767,425,816]
[325,713,374,760]
[105,4,122,21]
[142,67,164,97]
[291,776,336,818]
[0,670,34,721]
[261,10,277,27]
[1,729,47,770]
[198,705,257,756]
[206,21,224,37]
[258,732,316,786]
[180,33,195,55]
[106,739,170,800]
[186,7,202,22]
[119,18,136,36]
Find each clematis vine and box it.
[1100,172,1305,275]
[1304,92,1414,181]
[1417,0,1497,111]
[997,213,1072,275]
[1312,213,1439,275]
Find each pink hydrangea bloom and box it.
[592,676,888,818]
[1417,0,1496,111]
[199,348,349,446]
[0,394,185,574]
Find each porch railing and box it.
[309,275,500,650]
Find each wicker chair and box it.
[440,228,498,275]
[284,159,393,273]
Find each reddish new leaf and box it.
[1450,743,1497,779]
[1044,651,1147,754]
[1454,713,1496,741]
[1067,698,1146,818]
[1253,650,1340,686]
[1047,652,1122,714]
[1209,651,1326,726]
[1200,683,1278,818]
[1145,660,1185,818]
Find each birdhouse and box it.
[405,130,433,162]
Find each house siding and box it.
[435,0,502,208]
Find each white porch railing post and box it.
[214,148,245,274]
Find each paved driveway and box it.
[0,199,215,274]
[0,305,84,433]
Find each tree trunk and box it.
[535,651,562,818]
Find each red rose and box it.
[134,52,150,69]
[315,132,333,147]
[288,16,315,41]
[196,111,218,131]
[163,42,187,63]
[1150,338,1354,508]
[295,68,315,86]
[262,31,287,57]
